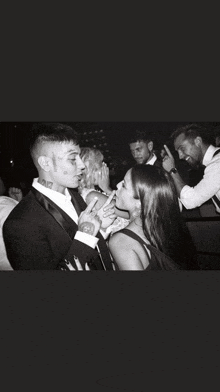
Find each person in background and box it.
[109,165,198,270]
[162,123,220,214]
[0,195,18,270]
[0,175,23,270]
[0,175,23,202]
[128,130,161,167]
[215,135,220,147]
[78,147,130,236]
[213,125,220,147]
[3,123,117,270]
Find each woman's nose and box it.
[116,181,122,190]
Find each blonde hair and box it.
[79,147,104,192]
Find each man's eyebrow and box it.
[66,149,79,154]
[176,143,184,150]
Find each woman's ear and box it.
[131,199,141,220]
[38,156,52,172]
[135,199,141,209]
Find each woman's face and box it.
[115,169,136,212]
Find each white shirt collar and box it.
[32,178,72,204]
[146,153,157,165]
[203,145,219,166]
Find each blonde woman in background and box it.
[78,147,130,236]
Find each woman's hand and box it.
[74,257,90,271]
[8,187,23,202]
[61,256,90,271]
[97,162,112,195]
[96,191,117,229]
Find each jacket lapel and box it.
[68,188,86,216]
[31,187,77,240]
[31,187,114,270]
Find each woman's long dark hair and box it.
[130,165,198,269]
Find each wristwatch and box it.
[169,167,178,174]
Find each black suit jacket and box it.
[3,187,114,270]
[153,158,162,168]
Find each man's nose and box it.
[77,156,85,169]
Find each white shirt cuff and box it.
[74,231,99,249]
[100,229,110,240]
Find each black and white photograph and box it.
[1,121,220,271]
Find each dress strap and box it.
[119,229,181,270]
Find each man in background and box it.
[162,123,220,214]
[128,130,161,167]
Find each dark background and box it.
[1,121,219,194]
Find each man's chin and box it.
[69,180,79,189]
[190,161,202,170]
[135,160,144,164]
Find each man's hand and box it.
[162,145,176,172]
[78,197,101,236]
[96,190,117,229]
[97,162,112,195]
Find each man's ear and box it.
[194,136,202,147]
[38,156,52,172]
[147,141,154,151]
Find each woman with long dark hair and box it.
[109,164,198,270]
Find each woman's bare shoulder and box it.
[109,231,132,248]
[86,190,107,209]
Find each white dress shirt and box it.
[180,145,220,213]
[32,178,99,248]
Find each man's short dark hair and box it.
[128,130,153,145]
[29,122,80,158]
[171,123,213,145]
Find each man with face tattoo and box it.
[3,123,116,270]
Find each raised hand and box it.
[8,187,23,202]
[78,197,101,236]
[97,162,112,195]
[96,190,117,230]
[162,145,176,172]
